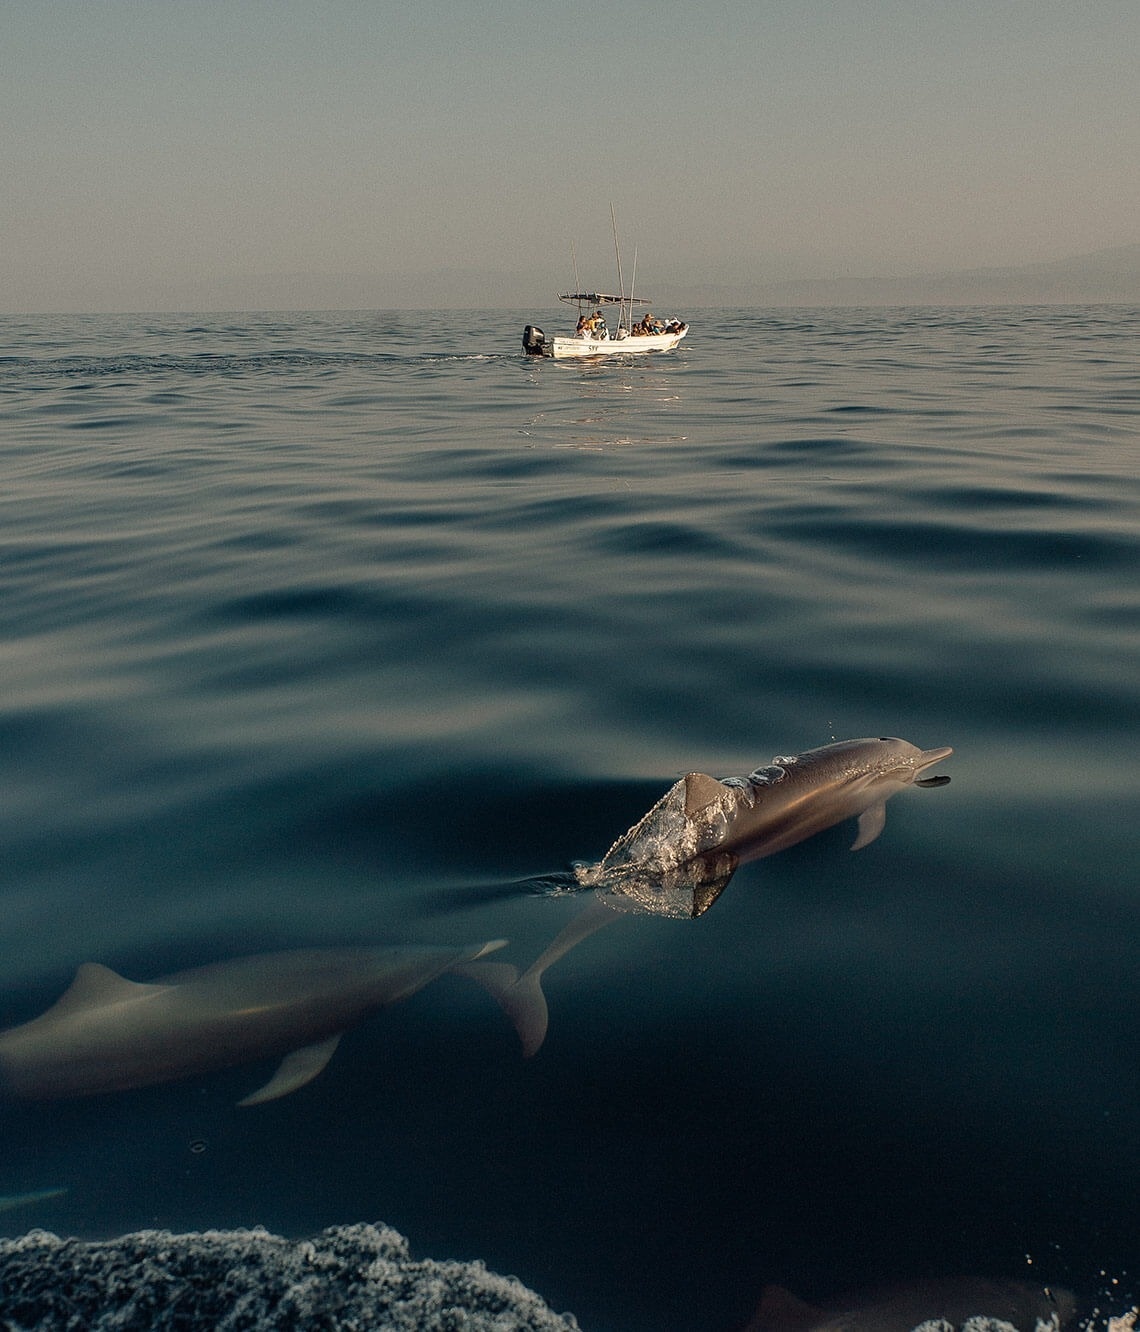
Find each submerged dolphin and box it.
[0,1187,67,1214]
[741,1278,1074,1332]
[503,737,953,1054]
[0,941,523,1106]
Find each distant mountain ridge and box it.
[668,243,1140,309]
[9,243,1138,314]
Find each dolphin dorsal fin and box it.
[683,772,728,817]
[748,1285,821,1332]
[49,962,165,1016]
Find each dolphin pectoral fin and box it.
[683,772,729,817]
[238,1034,343,1107]
[851,801,887,850]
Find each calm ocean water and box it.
[0,306,1137,1330]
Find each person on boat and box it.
[576,313,589,335]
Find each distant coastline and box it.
[671,242,1140,309]
[4,243,1138,315]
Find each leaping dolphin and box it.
[0,941,526,1106]
[504,737,953,1054]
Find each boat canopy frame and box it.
[558,292,650,306]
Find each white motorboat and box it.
[523,296,688,360]
[522,208,689,360]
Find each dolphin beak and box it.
[914,745,953,787]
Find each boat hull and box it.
[542,327,687,360]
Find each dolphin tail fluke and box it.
[510,967,550,1058]
[457,896,624,1057]
[850,800,887,850]
[451,960,549,1059]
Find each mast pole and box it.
[610,202,625,331]
[629,246,638,334]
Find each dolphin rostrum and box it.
[504,737,953,1054]
[0,941,526,1106]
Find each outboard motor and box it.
[522,325,546,356]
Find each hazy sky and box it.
[3,0,1138,310]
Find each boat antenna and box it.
[571,241,581,310]
[610,203,625,329]
[628,245,638,333]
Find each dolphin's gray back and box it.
[158,945,476,1008]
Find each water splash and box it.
[572,774,740,918]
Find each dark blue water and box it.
[1,307,1137,1330]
